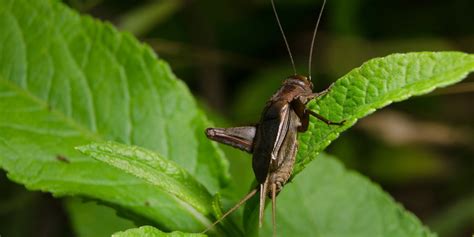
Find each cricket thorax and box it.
[270,75,313,103]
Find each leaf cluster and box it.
[1,0,473,236]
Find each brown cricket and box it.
[203,0,343,236]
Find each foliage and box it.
[112,226,205,237]
[0,0,473,236]
[0,0,227,232]
[76,142,215,228]
[296,52,474,174]
[66,198,136,237]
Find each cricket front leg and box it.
[292,98,345,128]
[296,84,344,126]
[309,84,334,100]
[205,126,257,153]
[294,85,333,106]
[307,110,345,126]
[290,99,310,132]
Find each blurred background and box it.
[1,0,473,236]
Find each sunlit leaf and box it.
[0,0,228,231]
[77,142,213,216]
[112,226,205,237]
[297,52,474,173]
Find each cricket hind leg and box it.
[205,126,256,153]
[202,188,258,234]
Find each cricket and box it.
[203,0,344,236]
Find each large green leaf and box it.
[296,52,474,173]
[113,226,205,237]
[257,154,435,237]
[65,198,136,237]
[0,0,228,231]
[77,142,213,216]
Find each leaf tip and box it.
[74,142,100,155]
[74,145,88,153]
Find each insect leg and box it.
[312,82,337,99]
[292,98,344,128]
[307,110,345,126]
[290,99,310,132]
[310,88,330,99]
[301,83,335,102]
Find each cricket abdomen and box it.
[268,143,297,193]
[268,111,298,194]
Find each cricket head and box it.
[285,74,314,91]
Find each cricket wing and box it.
[205,126,256,153]
[252,101,291,183]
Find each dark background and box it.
[1,0,473,236]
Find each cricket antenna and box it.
[308,0,327,81]
[271,0,297,75]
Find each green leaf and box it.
[65,198,136,237]
[296,52,474,174]
[258,154,435,237]
[113,226,205,237]
[77,141,213,216]
[0,0,228,231]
